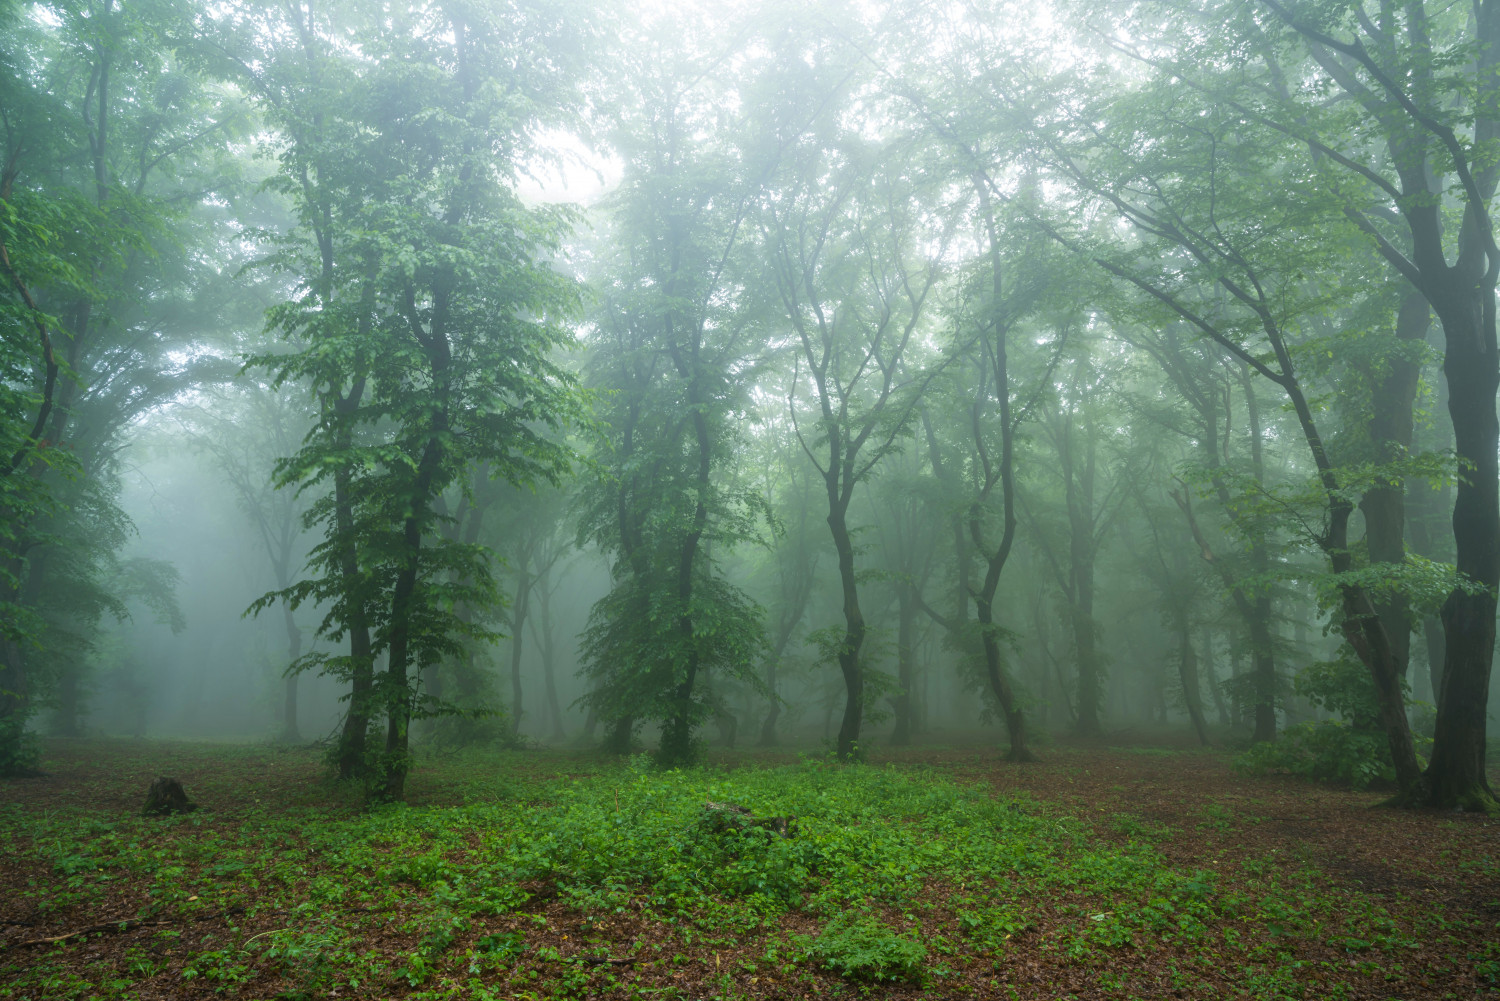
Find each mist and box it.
[2,0,1496,804]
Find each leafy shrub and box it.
[805,911,927,983]
[1293,657,1385,722]
[424,711,521,753]
[1235,656,1429,789]
[0,716,40,777]
[1236,719,1392,789]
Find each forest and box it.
[2,0,1499,998]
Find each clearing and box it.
[0,738,1497,1000]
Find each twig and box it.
[6,903,247,950]
[241,928,286,947]
[11,918,168,948]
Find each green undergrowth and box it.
[1,749,1490,999]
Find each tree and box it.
[481,482,569,740]
[764,124,948,761]
[239,0,590,800]
[1123,323,1286,742]
[177,383,313,742]
[1129,469,1214,745]
[742,411,820,747]
[1020,348,1131,739]
[1232,0,1496,811]
[867,447,937,746]
[577,3,771,765]
[1,0,245,768]
[1018,34,1433,797]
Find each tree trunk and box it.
[761,511,813,747]
[1057,400,1105,739]
[1151,329,1277,743]
[1427,292,1500,810]
[828,499,866,761]
[891,585,916,745]
[529,566,567,743]
[759,655,781,747]
[1071,562,1103,737]
[0,635,29,771]
[602,715,633,754]
[1269,0,1500,812]
[1203,628,1230,726]
[977,594,1035,761]
[379,423,446,801]
[332,373,374,782]
[970,174,1033,761]
[509,570,532,739]
[1357,289,1427,682]
[658,386,713,768]
[1407,342,1451,706]
[333,467,375,780]
[1178,628,1211,746]
[1240,370,1278,743]
[1271,341,1425,796]
[1033,592,1072,726]
[280,604,302,743]
[1247,595,1277,743]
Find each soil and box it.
[1,734,1497,1000]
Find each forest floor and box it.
[0,733,1497,1000]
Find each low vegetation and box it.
[2,740,1496,1000]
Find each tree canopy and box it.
[2,0,1496,813]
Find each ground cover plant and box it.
[1,739,1497,1000]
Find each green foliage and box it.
[0,0,255,771]
[574,36,777,762]
[954,899,1033,951]
[1,743,1482,998]
[232,0,593,793]
[805,623,901,728]
[804,911,928,983]
[1294,657,1390,721]
[1312,553,1482,623]
[423,710,523,754]
[580,569,768,765]
[1237,720,1396,790]
[0,715,40,777]
[1235,657,1429,789]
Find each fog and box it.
[3,0,1496,810]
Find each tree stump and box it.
[701,801,796,838]
[142,776,196,816]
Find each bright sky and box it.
[516,128,623,207]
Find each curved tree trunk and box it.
[977,597,1035,761]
